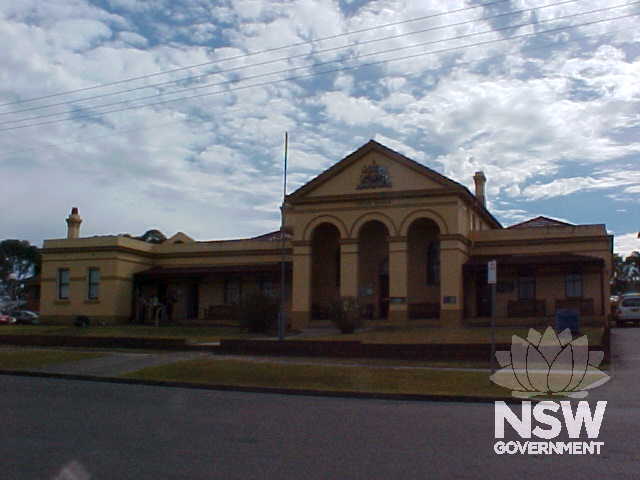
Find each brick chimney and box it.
[66,207,82,239]
[473,171,486,206]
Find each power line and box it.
[0,0,518,108]
[0,2,634,131]
[0,22,633,159]
[0,0,586,118]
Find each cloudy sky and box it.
[0,0,638,255]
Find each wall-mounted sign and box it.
[488,260,497,285]
[389,297,406,304]
[357,161,392,189]
[443,296,457,304]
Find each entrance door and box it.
[476,269,491,317]
[379,274,389,319]
[186,282,199,319]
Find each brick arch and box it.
[350,211,397,238]
[303,215,349,241]
[399,209,448,236]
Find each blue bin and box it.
[556,308,580,335]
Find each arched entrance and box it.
[407,218,441,319]
[311,223,341,320]
[358,220,390,319]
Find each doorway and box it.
[476,268,491,317]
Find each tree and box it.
[0,240,41,301]
[612,251,640,295]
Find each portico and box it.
[285,140,494,329]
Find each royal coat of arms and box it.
[356,161,392,189]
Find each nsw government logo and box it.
[490,327,609,455]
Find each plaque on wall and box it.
[443,296,457,304]
[356,161,392,189]
[389,297,406,304]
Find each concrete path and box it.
[33,351,208,376]
[591,327,640,406]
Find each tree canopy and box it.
[0,239,40,281]
[612,251,640,295]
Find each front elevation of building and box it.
[39,140,613,329]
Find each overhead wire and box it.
[0,19,633,159]
[0,0,520,108]
[0,0,587,118]
[0,2,636,132]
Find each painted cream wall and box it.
[40,234,290,323]
[472,267,605,319]
[463,225,611,325]
[40,244,152,323]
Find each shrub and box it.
[235,293,280,333]
[74,315,90,328]
[328,296,363,334]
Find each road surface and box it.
[2,374,637,479]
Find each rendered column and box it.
[290,243,312,330]
[439,238,467,327]
[388,237,408,323]
[340,240,359,299]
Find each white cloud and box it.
[615,232,640,258]
[0,0,638,247]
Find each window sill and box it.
[84,299,100,304]
[54,299,70,305]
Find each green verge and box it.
[0,349,105,369]
[122,358,509,398]
[0,325,252,343]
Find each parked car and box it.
[13,310,40,325]
[0,314,16,325]
[616,293,640,327]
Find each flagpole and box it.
[278,132,288,341]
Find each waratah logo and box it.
[490,327,609,399]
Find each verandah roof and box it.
[464,254,604,271]
[135,263,291,280]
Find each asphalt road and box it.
[2,375,638,480]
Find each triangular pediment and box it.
[288,140,461,201]
[167,232,194,244]
[507,216,574,229]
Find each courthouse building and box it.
[39,140,613,329]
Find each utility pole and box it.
[488,259,497,374]
[278,132,288,341]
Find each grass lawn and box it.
[305,326,605,345]
[0,325,254,343]
[0,349,105,370]
[123,357,509,398]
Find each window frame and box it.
[517,269,536,300]
[87,267,100,300]
[565,271,583,299]
[258,274,276,298]
[224,276,242,304]
[57,268,70,300]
